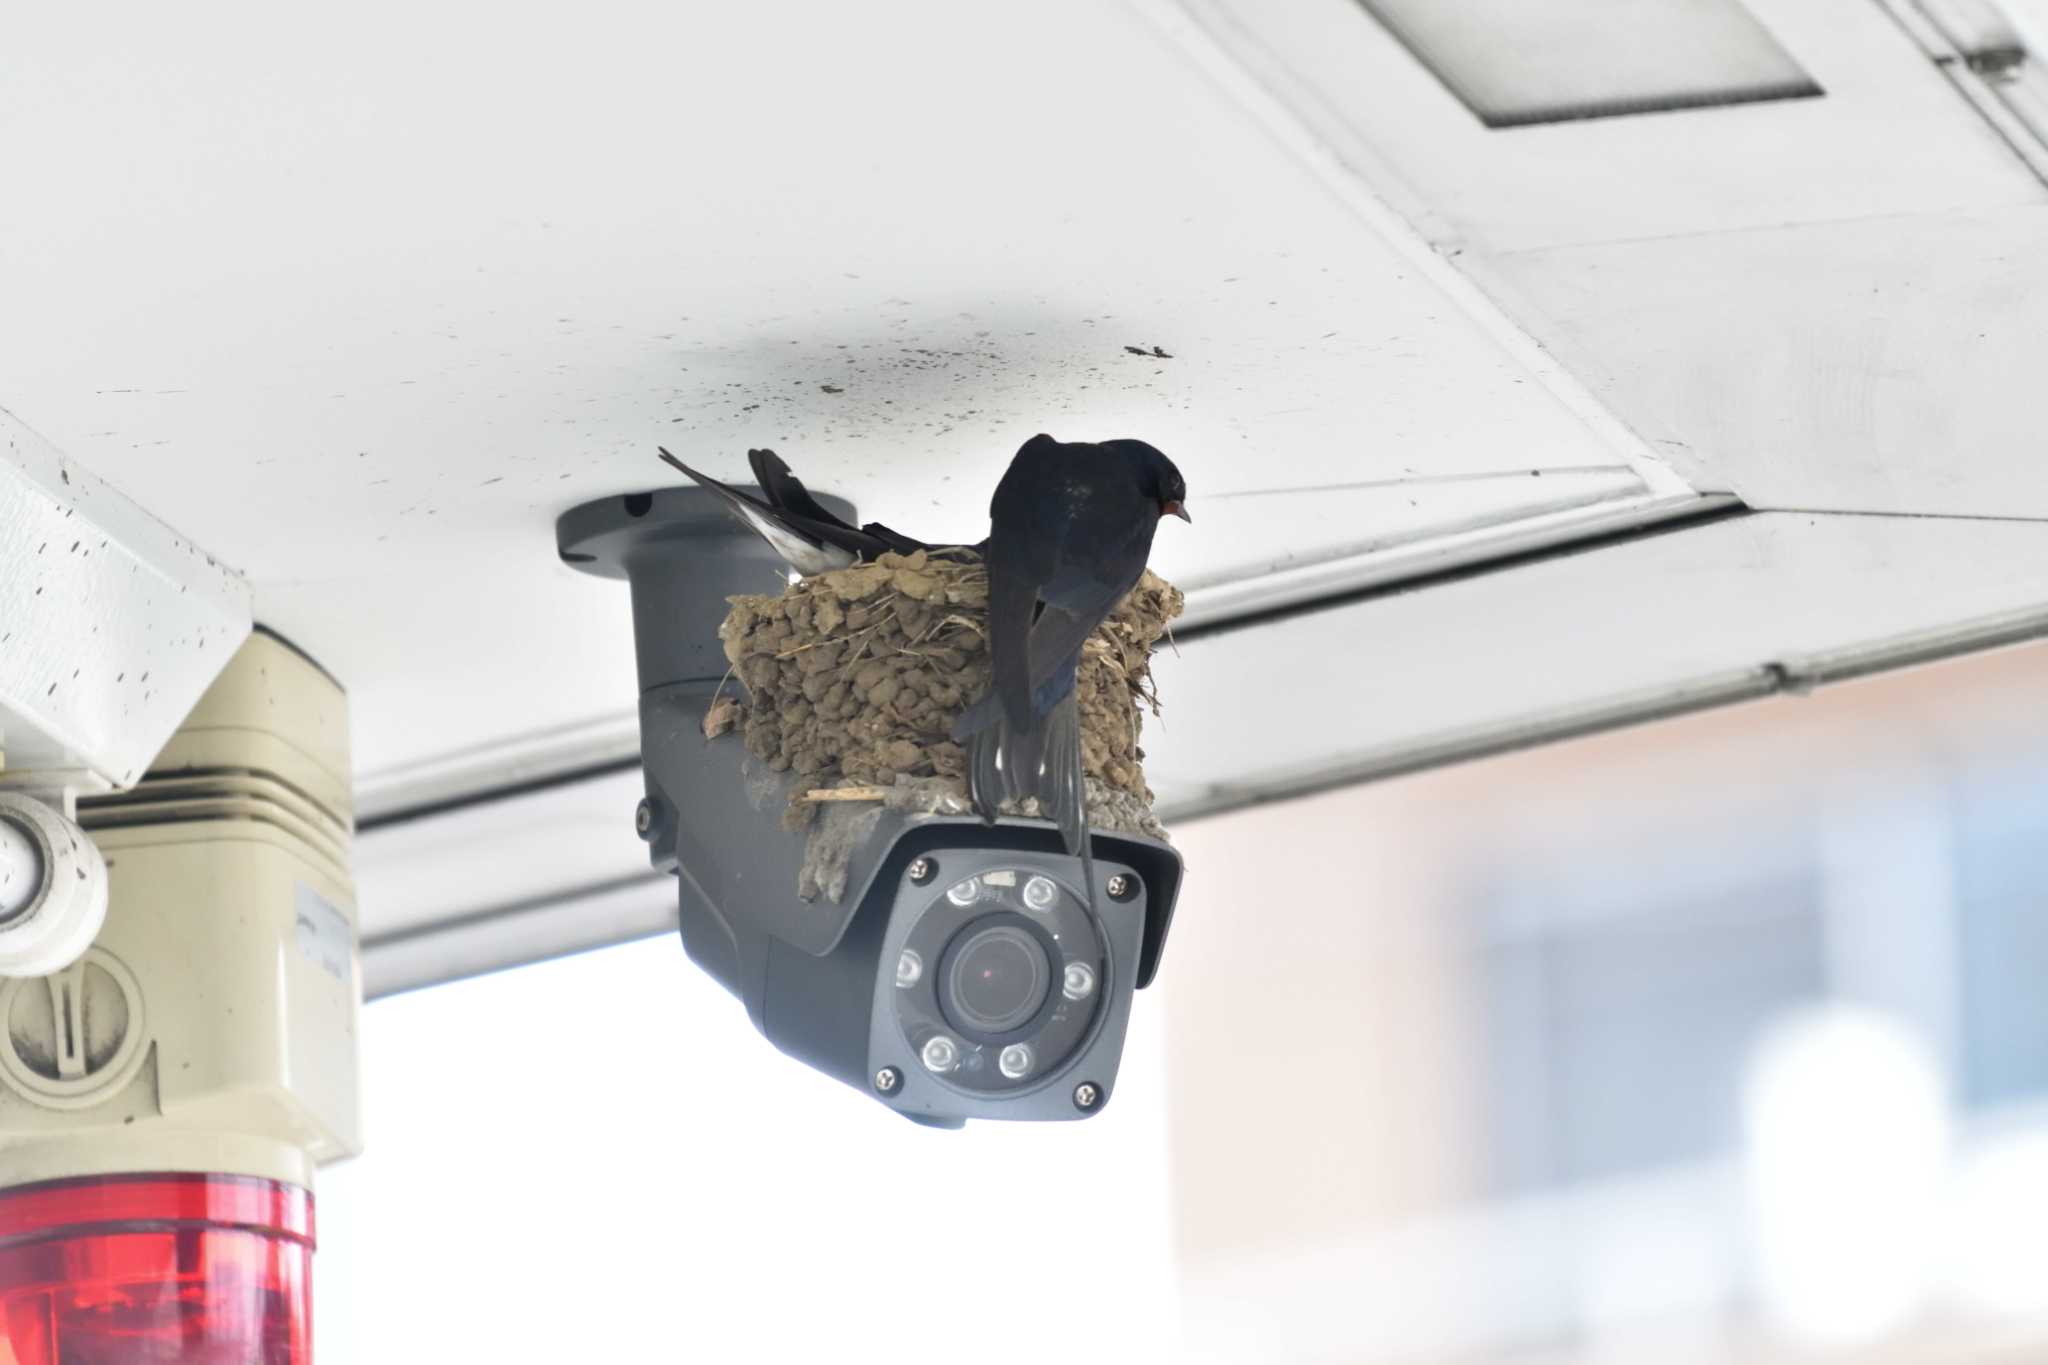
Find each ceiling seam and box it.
[1126,0,1703,503]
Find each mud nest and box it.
[712,549,1183,855]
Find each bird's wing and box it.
[860,520,941,556]
[1020,549,1148,706]
[748,448,957,560]
[658,448,856,575]
[1020,603,1101,714]
[748,449,857,531]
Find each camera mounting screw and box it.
[874,1066,903,1095]
[634,797,660,840]
[906,857,935,886]
[1073,1082,1103,1112]
[1105,874,1136,902]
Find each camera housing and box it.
[558,487,1182,1126]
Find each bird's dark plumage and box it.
[951,434,1190,857]
[657,447,948,570]
[745,449,938,559]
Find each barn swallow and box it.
[951,434,1189,856]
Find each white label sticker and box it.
[294,884,353,983]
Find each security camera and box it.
[559,487,1182,1126]
[640,780,1178,1129]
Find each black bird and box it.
[951,434,1190,857]
[657,447,944,572]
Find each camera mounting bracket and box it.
[556,485,851,693]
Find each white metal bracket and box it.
[0,408,251,788]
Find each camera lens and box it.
[896,872,1114,1095]
[941,921,1051,1036]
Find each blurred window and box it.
[1479,868,1825,1190]
[1956,773,2048,1109]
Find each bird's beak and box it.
[1165,501,1192,523]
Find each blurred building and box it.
[322,639,2048,1364]
[1166,639,2048,1363]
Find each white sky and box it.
[317,935,1181,1364]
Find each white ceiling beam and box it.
[356,508,2048,992]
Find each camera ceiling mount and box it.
[557,485,858,691]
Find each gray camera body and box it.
[559,487,1182,1126]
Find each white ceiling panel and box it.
[1177,0,2048,517]
[88,0,2028,991]
[1186,0,2045,253]
[1482,205,2048,517]
[2016,0,2048,46]
[1146,511,2048,815]
[355,509,2048,990]
[1159,466,1647,593]
[0,0,1698,787]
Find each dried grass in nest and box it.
[713,549,1183,833]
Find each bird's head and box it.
[1109,439,1191,524]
